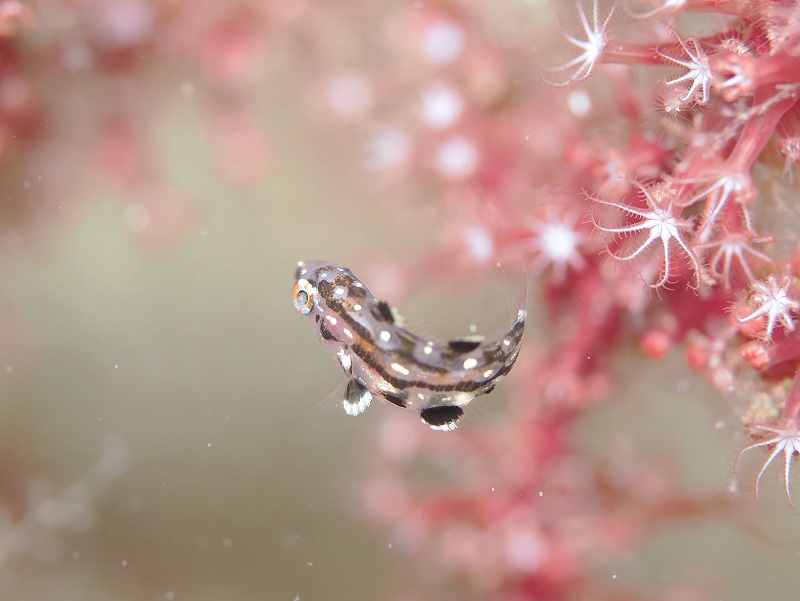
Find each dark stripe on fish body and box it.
[350,341,489,394]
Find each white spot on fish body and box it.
[325,315,337,326]
[334,287,346,296]
[353,304,362,311]
[338,350,352,371]
[391,363,410,375]
[462,357,478,370]
[423,344,433,355]
[483,369,494,378]
[379,331,391,342]
[343,328,353,339]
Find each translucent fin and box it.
[496,245,527,325]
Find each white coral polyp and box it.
[738,274,800,340]
[435,136,479,179]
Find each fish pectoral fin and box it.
[420,405,464,431]
[381,390,408,408]
[343,378,372,416]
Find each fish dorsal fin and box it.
[371,300,405,327]
[496,245,527,325]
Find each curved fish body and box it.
[292,260,526,430]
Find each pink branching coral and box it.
[0,0,283,250]
[296,0,800,598]
[0,440,127,578]
[545,0,617,85]
[589,179,705,289]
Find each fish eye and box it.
[293,279,316,315]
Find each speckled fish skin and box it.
[292,260,526,431]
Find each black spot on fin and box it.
[381,391,408,408]
[373,300,395,324]
[346,378,369,403]
[343,378,371,416]
[446,338,483,354]
[420,405,464,431]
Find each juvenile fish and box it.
[292,261,525,430]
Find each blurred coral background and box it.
[2,1,800,600]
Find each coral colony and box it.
[325,1,800,599]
